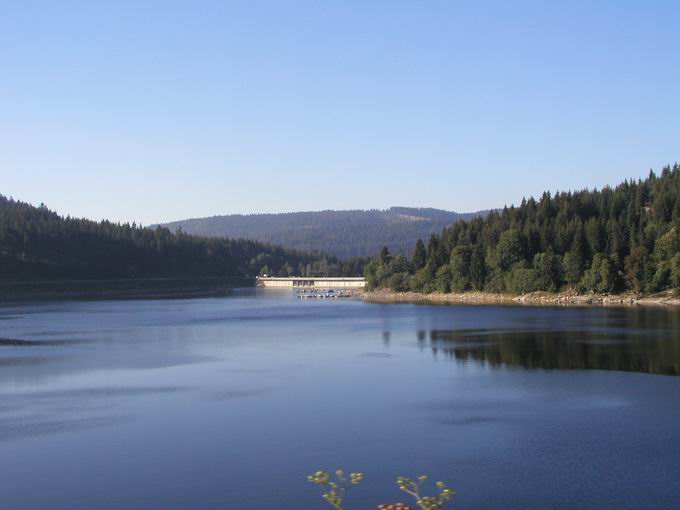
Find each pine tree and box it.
[412,239,427,270]
[380,246,391,265]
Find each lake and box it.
[1,290,679,509]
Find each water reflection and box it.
[425,328,680,375]
[1,297,680,510]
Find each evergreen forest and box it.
[0,195,364,281]
[366,166,680,295]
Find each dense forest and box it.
[162,207,489,259]
[366,165,680,295]
[0,195,365,281]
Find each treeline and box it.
[0,195,366,281]
[366,165,680,295]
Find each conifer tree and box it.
[412,239,427,270]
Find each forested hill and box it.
[162,207,488,259]
[0,196,363,281]
[367,165,680,295]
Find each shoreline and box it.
[361,289,680,308]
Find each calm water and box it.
[1,290,680,509]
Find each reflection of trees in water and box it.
[421,317,680,376]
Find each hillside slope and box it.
[0,195,358,281]
[162,207,488,259]
[366,165,680,296]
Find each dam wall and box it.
[256,277,365,289]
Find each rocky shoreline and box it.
[361,289,680,307]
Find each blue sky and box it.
[2,1,679,224]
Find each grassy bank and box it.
[362,288,680,307]
[0,276,254,302]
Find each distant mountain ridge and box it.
[161,207,490,259]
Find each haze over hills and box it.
[161,207,490,259]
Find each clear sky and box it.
[2,1,679,224]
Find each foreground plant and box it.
[307,469,364,509]
[308,470,455,510]
[397,475,456,510]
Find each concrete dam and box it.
[256,277,366,289]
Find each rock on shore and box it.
[361,289,680,307]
